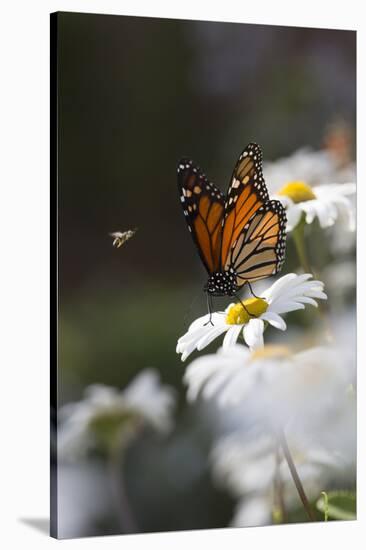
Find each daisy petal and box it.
[260,311,287,330]
[296,296,319,307]
[197,326,228,351]
[223,325,243,349]
[263,273,311,302]
[176,325,212,349]
[188,312,224,333]
[243,319,264,350]
[268,300,305,314]
[285,204,303,232]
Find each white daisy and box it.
[263,147,355,191]
[184,344,291,407]
[185,343,354,415]
[184,342,356,470]
[262,147,356,233]
[58,369,176,460]
[176,273,327,360]
[275,181,356,232]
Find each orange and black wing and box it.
[177,158,225,274]
[220,143,269,270]
[228,199,287,286]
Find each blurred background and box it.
[55,12,356,538]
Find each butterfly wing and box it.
[220,143,270,270]
[177,158,225,274]
[229,199,287,286]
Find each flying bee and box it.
[109,228,137,248]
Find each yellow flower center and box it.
[226,298,268,325]
[277,181,316,203]
[250,345,291,361]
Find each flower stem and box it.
[292,215,332,338]
[273,443,287,523]
[108,433,139,534]
[277,428,316,522]
[292,216,313,275]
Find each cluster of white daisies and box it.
[57,145,356,529]
[177,146,356,526]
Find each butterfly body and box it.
[177,143,287,303]
[204,270,238,296]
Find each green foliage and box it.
[316,491,356,521]
[59,284,192,403]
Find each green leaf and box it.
[316,491,356,521]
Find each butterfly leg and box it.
[235,294,255,318]
[247,281,263,300]
[204,293,214,326]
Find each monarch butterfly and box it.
[177,143,286,319]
